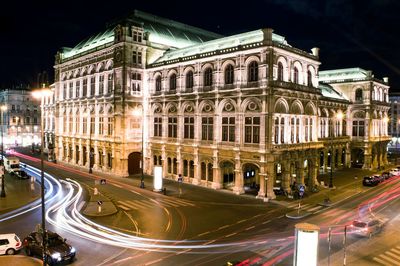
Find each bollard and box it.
[98,205,102,213]
[94,187,98,195]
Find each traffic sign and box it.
[299,185,305,192]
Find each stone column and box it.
[233,155,244,194]
[211,153,222,189]
[282,160,291,192]
[323,150,328,173]
[266,161,276,199]
[257,160,266,198]
[193,150,201,185]
[298,160,305,185]
[363,146,373,170]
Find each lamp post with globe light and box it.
[32,87,52,265]
[329,110,343,188]
[132,106,144,188]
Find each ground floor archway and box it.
[128,152,142,175]
[351,148,364,168]
[221,161,235,189]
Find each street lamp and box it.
[329,110,343,188]
[32,87,52,265]
[378,116,389,170]
[132,106,144,188]
[87,112,93,174]
[1,105,7,198]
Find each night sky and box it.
[1,0,400,91]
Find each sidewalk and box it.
[0,255,41,266]
[0,172,41,215]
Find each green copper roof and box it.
[61,10,222,60]
[154,29,289,63]
[319,82,349,101]
[319,68,372,82]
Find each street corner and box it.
[0,255,42,266]
[82,201,118,217]
[285,210,312,219]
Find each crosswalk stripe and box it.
[118,204,130,211]
[373,257,393,266]
[134,200,154,209]
[377,253,400,265]
[117,201,139,210]
[390,248,400,255]
[162,198,194,207]
[384,251,400,260]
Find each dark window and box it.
[204,68,213,86]
[154,117,162,137]
[107,153,112,169]
[155,76,162,92]
[201,117,213,141]
[90,76,95,96]
[248,61,258,82]
[169,74,177,90]
[168,117,177,138]
[107,74,113,94]
[82,78,87,97]
[278,62,284,81]
[0,239,9,245]
[75,81,80,98]
[186,71,193,89]
[132,51,137,64]
[244,117,260,143]
[355,89,363,101]
[352,120,365,137]
[274,117,279,144]
[99,75,104,95]
[307,70,312,86]
[184,117,194,139]
[222,117,235,142]
[293,67,299,84]
[225,64,234,84]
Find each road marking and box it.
[373,257,391,265]
[225,232,237,238]
[177,248,192,255]
[237,219,246,224]
[198,231,210,237]
[117,204,130,211]
[245,226,255,231]
[204,240,216,245]
[130,190,141,195]
[278,215,284,218]
[163,197,195,207]
[384,250,400,260]
[113,183,123,188]
[219,225,230,230]
[262,220,271,225]
[117,201,139,210]
[376,253,400,265]
[391,248,400,255]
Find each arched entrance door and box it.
[128,152,142,175]
[243,163,260,194]
[221,161,235,189]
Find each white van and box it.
[3,156,20,175]
[0,233,22,255]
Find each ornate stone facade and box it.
[45,10,390,200]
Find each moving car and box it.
[362,176,379,186]
[3,156,20,175]
[0,233,22,255]
[14,170,30,180]
[23,231,76,265]
[349,218,384,237]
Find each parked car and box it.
[0,233,22,255]
[373,174,385,183]
[390,169,400,176]
[349,218,384,237]
[23,231,76,265]
[362,176,379,186]
[381,172,391,180]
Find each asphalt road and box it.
[2,151,400,265]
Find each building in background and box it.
[388,92,400,159]
[44,10,391,199]
[0,86,41,149]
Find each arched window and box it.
[277,62,284,81]
[204,67,213,86]
[248,61,258,82]
[155,76,162,92]
[186,71,193,89]
[293,67,299,84]
[169,74,176,91]
[355,88,363,101]
[225,64,234,84]
[307,70,312,86]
